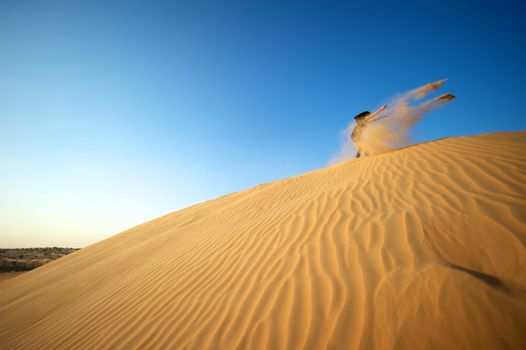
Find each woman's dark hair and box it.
[354,111,371,120]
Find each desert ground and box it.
[1,131,525,349]
[0,247,79,273]
[0,248,78,284]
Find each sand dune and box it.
[1,131,526,349]
[0,272,23,283]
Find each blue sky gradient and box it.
[1,0,525,247]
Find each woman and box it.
[351,104,388,158]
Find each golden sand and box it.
[1,131,525,349]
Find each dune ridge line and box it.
[1,131,525,349]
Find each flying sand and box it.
[345,80,456,160]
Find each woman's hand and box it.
[366,105,388,120]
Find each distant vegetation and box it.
[0,247,79,272]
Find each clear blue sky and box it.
[1,0,525,247]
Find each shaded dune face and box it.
[1,131,526,349]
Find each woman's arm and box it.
[369,115,388,124]
[365,104,387,121]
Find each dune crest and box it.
[1,131,526,349]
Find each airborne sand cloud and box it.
[331,80,455,164]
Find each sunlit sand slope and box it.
[1,131,525,349]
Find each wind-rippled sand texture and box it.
[1,131,526,349]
